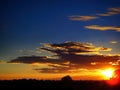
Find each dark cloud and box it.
[41,41,111,55]
[8,42,120,73]
[8,56,64,64]
[35,67,70,73]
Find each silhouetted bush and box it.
[61,75,72,82]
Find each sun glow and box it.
[102,68,114,79]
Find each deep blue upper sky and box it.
[1,0,120,60]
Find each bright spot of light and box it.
[101,68,114,79]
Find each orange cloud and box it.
[98,11,118,16]
[69,15,98,21]
[69,7,120,22]
[85,25,120,32]
[98,7,120,16]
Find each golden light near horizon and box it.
[101,68,114,79]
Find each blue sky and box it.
[1,0,120,60]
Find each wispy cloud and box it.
[8,56,64,64]
[8,41,120,73]
[69,15,98,21]
[85,25,120,32]
[41,41,112,55]
[110,41,118,44]
[98,7,120,16]
[69,7,120,22]
[97,12,118,16]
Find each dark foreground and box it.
[0,79,120,90]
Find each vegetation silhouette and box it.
[61,75,72,82]
[0,75,120,90]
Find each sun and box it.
[101,68,114,79]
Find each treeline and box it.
[0,79,120,90]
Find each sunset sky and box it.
[0,0,120,80]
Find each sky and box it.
[0,0,120,80]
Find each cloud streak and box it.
[69,7,120,21]
[85,25,120,32]
[8,56,64,64]
[41,41,111,55]
[110,41,118,44]
[69,15,98,21]
[98,7,120,16]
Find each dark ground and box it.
[0,79,120,90]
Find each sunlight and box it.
[101,68,114,79]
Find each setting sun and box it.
[102,68,114,79]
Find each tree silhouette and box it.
[61,75,72,82]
